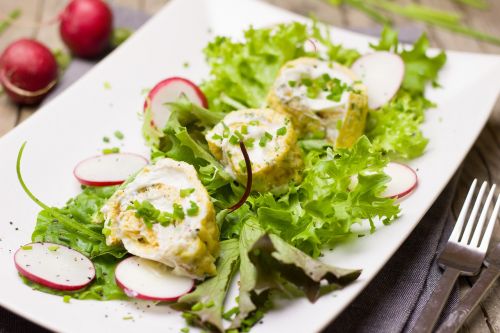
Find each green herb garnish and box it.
[186,201,200,217]
[276,126,287,136]
[258,132,273,147]
[173,203,185,220]
[102,147,120,155]
[180,188,195,198]
[114,131,124,140]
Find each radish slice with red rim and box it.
[383,162,418,199]
[14,242,95,291]
[351,51,405,109]
[115,256,194,301]
[74,153,148,186]
[145,77,208,130]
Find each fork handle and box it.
[436,266,500,333]
[411,267,461,333]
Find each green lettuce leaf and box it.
[178,239,240,332]
[366,91,432,159]
[254,137,400,257]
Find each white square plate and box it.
[0,0,499,332]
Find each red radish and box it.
[14,242,95,291]
[145,77,208,130]
[0,39,58,105]
[351,51,405,109]
[74,153,148,186]
[383,162,418,199]
[304,38,318,53]
[115,256,194,301]
[59,0,113,58]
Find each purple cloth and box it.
[0,6,460,332]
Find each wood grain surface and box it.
[0,0,499,331]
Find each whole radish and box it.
[60,0,113,58]
[0,39,58,105]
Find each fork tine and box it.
[450,179,477,242]
[470,184,496,247]
[479,193,500,252]
[460,181,488,244]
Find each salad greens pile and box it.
[18,20,446,333]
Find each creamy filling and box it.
[274,61,354,112]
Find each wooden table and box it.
[0,0,499,331]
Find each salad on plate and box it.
[14,20,445,332]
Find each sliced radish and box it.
[383,162,418,199]
[145,77,208,130]
[304,38,318,53]
[14,242,95,291]
[115,256,194,301]
[74,153,148,186]
[351,51,405,109]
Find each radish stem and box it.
[229,141,252,212]
[16,142,103,241]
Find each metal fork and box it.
[411,180,498,333]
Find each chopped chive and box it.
[180,328,190,333]
[245,137,255,148]
[249,120,260,126]
[48,245,59,251]
[229,135,239,145]
[183,62,190,68]
[211,133,222,140]
[222,306,239,320]
[102,147,120,155]
[191,302,203,311]
[122,315,133,320]
[21,245,32,250]
[288,80,297,87]
[63,295,71,303]
[114,130,124,140]
[103,81,111,90]
[241,125,248,134]
[234,130,244,140]
[222,123,230,138]
[276,126,287,136]
[180,188,195,198]
[186,201,199,216]
[102,136,110,143]
[173,203,185,220]
[205,300,215,308]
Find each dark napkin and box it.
[0,6,460,333]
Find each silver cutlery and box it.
[436,196,500,333]
[411,180,498,333]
